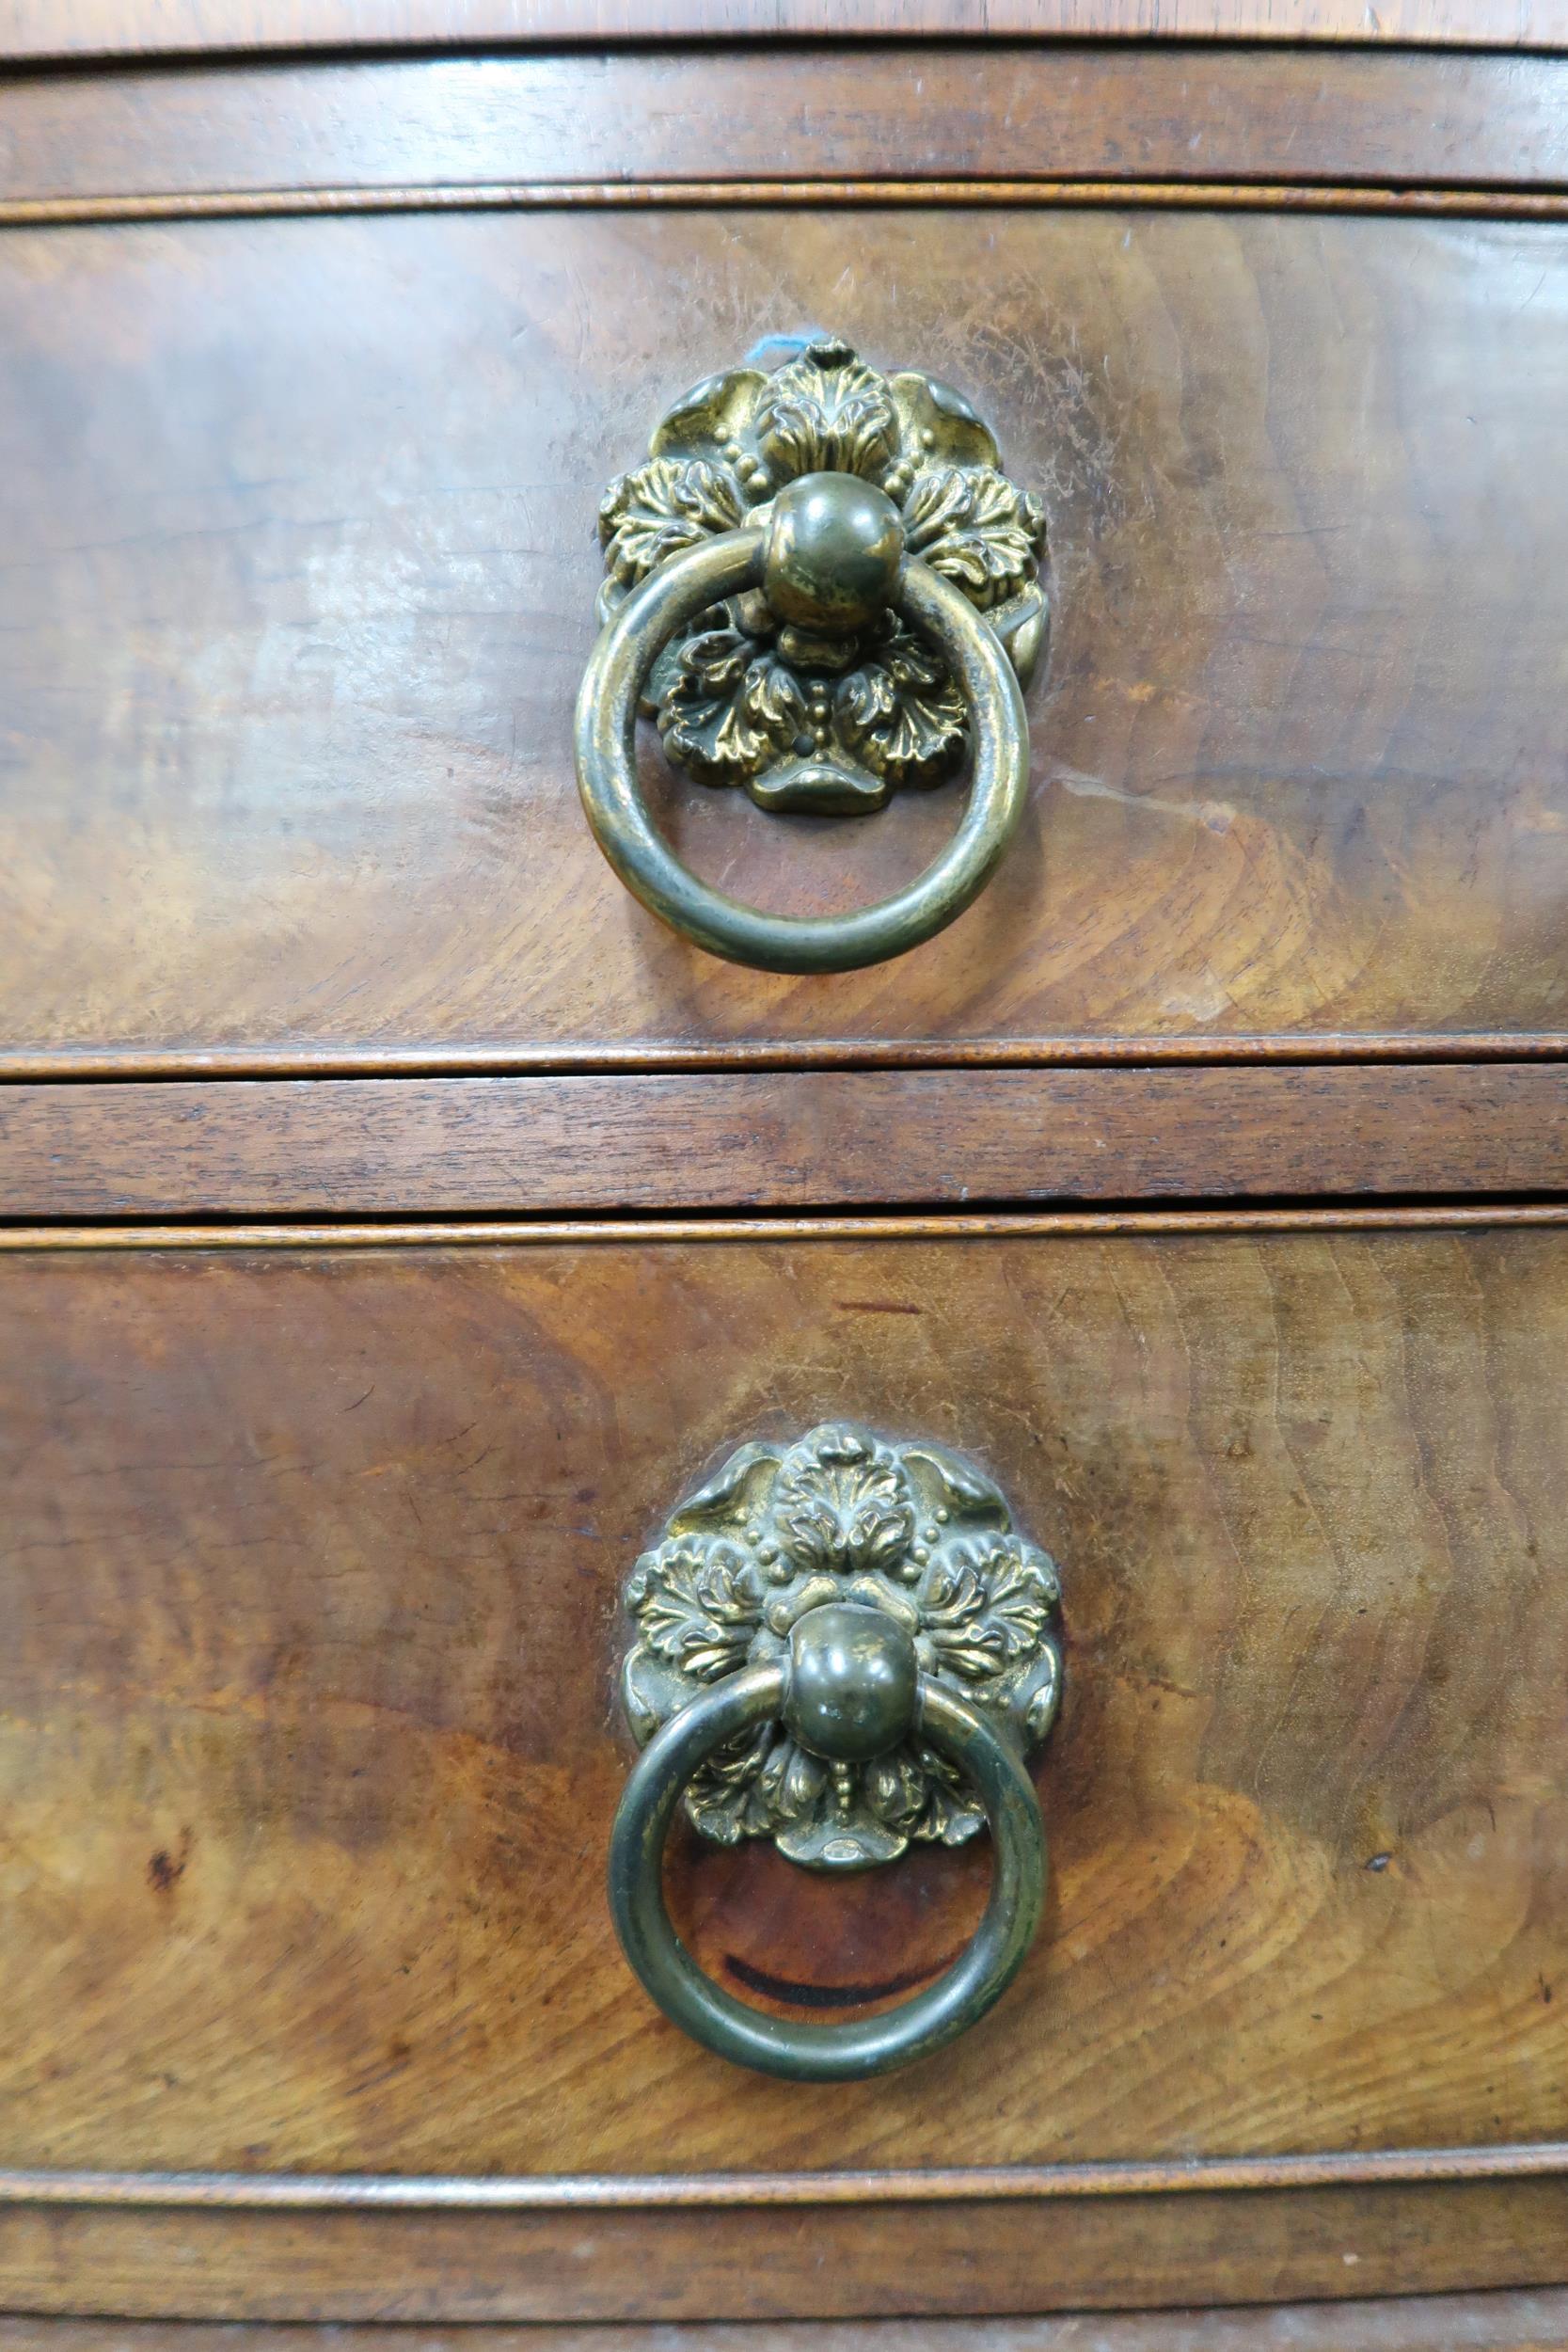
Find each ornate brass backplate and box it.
[595,339,1048,815]
[621,1422,1063,1869]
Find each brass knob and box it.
[576,339,1048,974]
[762,472,907,634]
[607,1423,1063,2080]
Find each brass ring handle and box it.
[607,1602,1047,2082]
[575,513,1029,975]
[578,342,1048,974]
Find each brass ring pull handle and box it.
[608,1422,1065,2081]
[608,1604,1045,2081]
[576,501,1028,974]
[577,341,1048,974]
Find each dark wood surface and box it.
[5,19,1567,2332]
[5,1063,1567,1216]
[3,2171,1568,2320]
[2,0,1564,58]
[1,1222,1562,2195]
[5,200,1568,1066]
[7,51,1568,207]
[8,1204,1568,1248]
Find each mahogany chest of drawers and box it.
[2,3,1567,2343]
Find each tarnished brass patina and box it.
[576,339,1047,971]
[607,1423,1063,2078]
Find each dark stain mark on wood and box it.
[724,1948,958,2010]
[147,1830,193,1894]
[833,1300,925,1315]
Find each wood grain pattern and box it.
[6,52,1568,206]
[5,205,1568,1065]
[5,1064,1567,1216]
[0,1225,1562,2193]
[7,2291,1568,2348]
[1,1,1563,58]
[5,21,1564,2333]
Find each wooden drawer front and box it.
[4,162,1567,1064]
[2,1218,1563,2185]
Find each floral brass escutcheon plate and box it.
[596,340,1049,814]
[621,1423,1063,1869]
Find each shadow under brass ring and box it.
[606,1655,1046,2082]
[574,527,1030,976]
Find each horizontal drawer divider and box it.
[9,181,1568,230]
[4,1066,1566,1219]
[3,2142,1567,2207]
[3,50,1567,212]
[6,2169,1563,2321]
[6,1205,1568,1248]
[7,0,1565,63]
[8,1036,1568,1079]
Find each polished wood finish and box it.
[6,12,1566,2329]
[9,2142,1568,2197]
[7,1204,1568,1248]
[8,1037,1568,1078]
[14,1038,1568,1079]
[3,2173,1568,2320]
[7,2296,1568,2352]
[5,1063,1566,1216]
[6,202,1568,1065]
[1,1222,1562,2202]
[7,52,1568,206]
[11,186,1568,233]
[2,0,1563,57]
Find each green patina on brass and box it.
[621,1422,1062,1868]
[606,1424,1064,2080]
[765,472,907,640]
[594,337,1047,816]
[575,341,1045,971]
[784,1600,921,1764]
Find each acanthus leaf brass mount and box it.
[607,1422,1063,2080]
[575,339,1048,973]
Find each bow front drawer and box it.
[1,1213,1563,2319]
[3,46,1567,1065]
